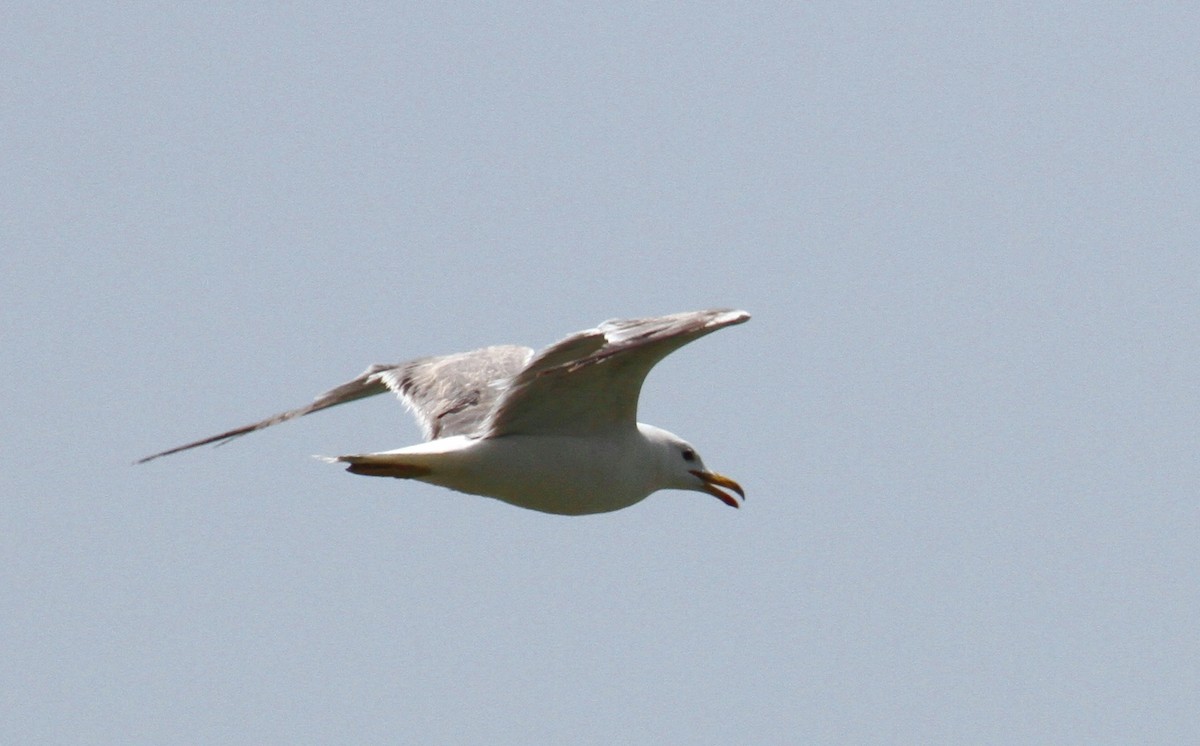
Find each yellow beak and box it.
[690,470,745,508]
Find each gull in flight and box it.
[138,309,749,515]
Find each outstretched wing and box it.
[136,345,533,464]
[484,309,749,437]
[378,346,533,439]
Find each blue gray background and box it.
[4,4,1197,743]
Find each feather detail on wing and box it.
[135,346,533,463]
[374,345,532,439]
[483,309,749,437]
[136,309,748,464]
[134,366,394,463]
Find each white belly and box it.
[411,433,657,515]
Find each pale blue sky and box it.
[4,3,1197,743]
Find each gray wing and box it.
[377,345,533,439]
[483,309,749,437]
[136,345,533,464]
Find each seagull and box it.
[138,309,749,515]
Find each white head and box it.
[638,423,744,508]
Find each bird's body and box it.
[139,309,749,515]
[340,423,711,515]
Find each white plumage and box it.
[139,309,749,515]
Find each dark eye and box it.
[681,447,696,462]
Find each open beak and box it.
[690,470,745,509]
